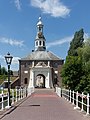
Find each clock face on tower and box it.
[38,32,42,38]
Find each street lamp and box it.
[5,52,13,107]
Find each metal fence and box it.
[0,87,34,111]
[56,87,90,115]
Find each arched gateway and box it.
[19,17,64,89]
[35,74,45,88]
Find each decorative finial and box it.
[39,16,41,21]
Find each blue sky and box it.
[0,0,90,70]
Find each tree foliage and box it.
[62,31,90,93]
[0,65,13,85]
[68,28,84,56]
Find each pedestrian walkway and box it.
[1,89,90,120]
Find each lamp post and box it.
[5,52,13,107]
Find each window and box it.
[39,41,41,45]
[24,63,27,67]
[43,41,45,46]
[24,78,28,84]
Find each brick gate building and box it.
[19,17,64,89]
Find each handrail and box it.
[0,87,34,111]
[56,87,90,115]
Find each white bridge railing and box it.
[0,87,34,111]
[56,87,90,115]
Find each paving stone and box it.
[1,89,90,120]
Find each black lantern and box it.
[5,52,13,107]
[5,52,13,65]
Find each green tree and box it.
[1,67,7,75]
[77,38,90,93]
[61,29,84,91]
[68,28,84,56]
[61,56,83,90]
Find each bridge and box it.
[0,88,90,120]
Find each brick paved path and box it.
[1,89,90,120]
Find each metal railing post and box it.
[69,90,72,103]
[21,88,22,99]
[19,88,21,100]
[74,91,80,109]
[86,93,89,115]
[12,89,14,105]
[72,90,74,105]
[81,92,84,112]
[1,89,4,110]
[15,88,18,102]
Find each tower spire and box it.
[35,16,46,51]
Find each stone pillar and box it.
[32,61,34,67]
[31,70,34,87]
[46,71,50,88]
[48,61,50,67]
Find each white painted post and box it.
[23,88,24,98]
[25,88,26,97]
[7,92,9,107]
[70,90,72,103]
[81,92,84,112]
[74,91,80,109]
[21,88,22,99]
[57,87,60,97]
[72,90,74,105]
[19,89,21,100]
[86,93,89,115]
[59,88,61,97]
[25,87,27,97]
[15,88,18,102]
[23,88,25,98]
[12,89,14,105]
[56,87,57,93]
[1,89,4,110]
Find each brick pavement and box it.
[1,89,90,120]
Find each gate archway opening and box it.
[35,74,45,88]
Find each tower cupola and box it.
[35,17,46,51]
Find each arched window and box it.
[39,41,41,45]
[24,78,28,84]
[43,41,45,46]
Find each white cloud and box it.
[0,37,24,47]
[0,55,4,59]
[31,0,70,18]
[46,36,73,48]
[84,33,90,41]
[14,0,21,10]
[0,55,20,70]
[11,56,21,70]
[12,57,21,64]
